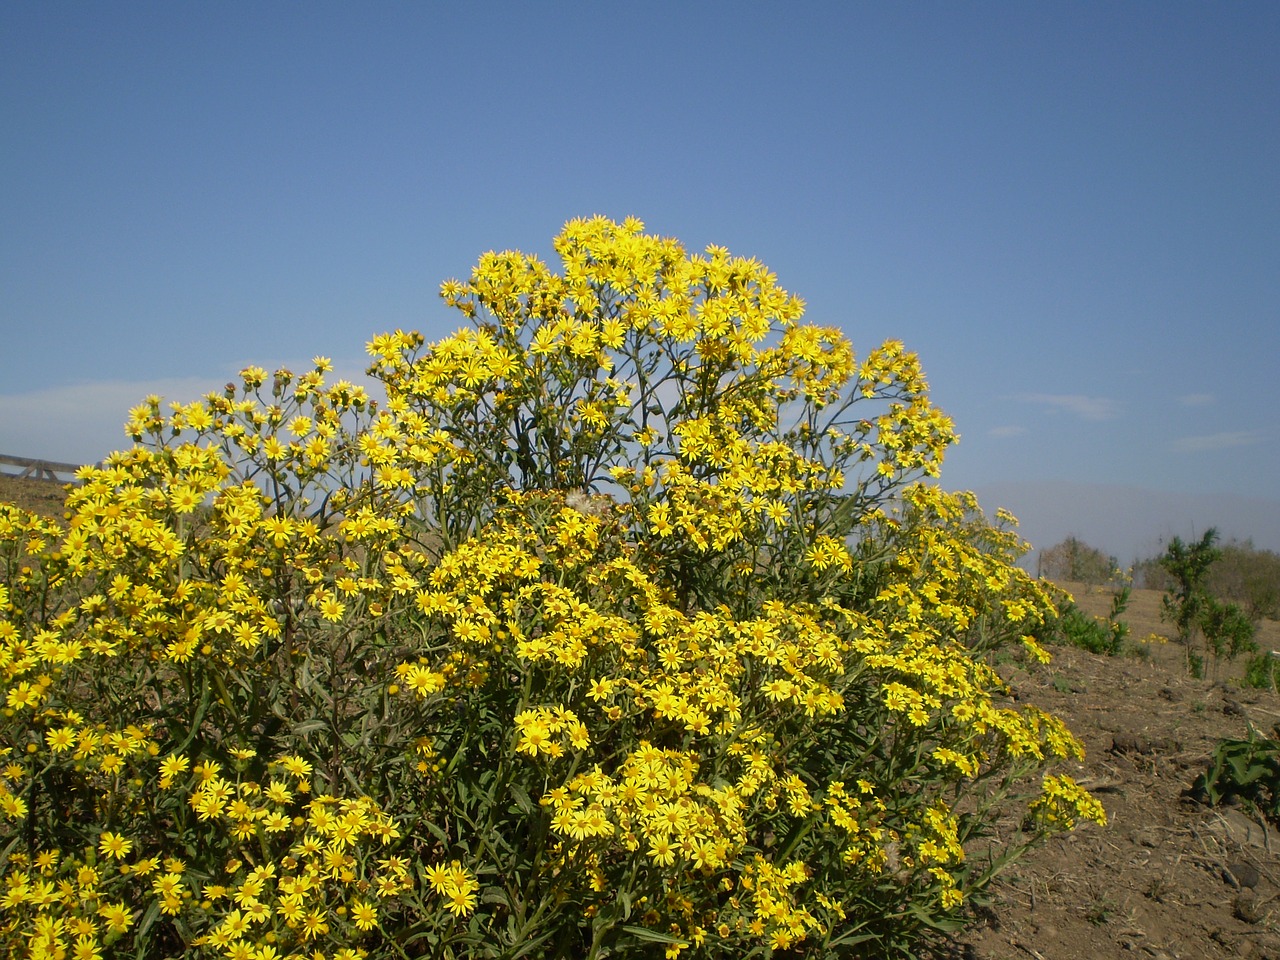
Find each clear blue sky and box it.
[2,2,1277,561]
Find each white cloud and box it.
[1171,430,1262,454]
[0,377,228,465]
[0,356,378,469]
[989,425,1027,439]
[1179,392,1215,407]
[1017,393,1118,421]
[0,353,391,471]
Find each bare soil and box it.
[5,476,1280,957]
[0,473,71,518]
[950,581,1280,960]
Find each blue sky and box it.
[2,2,1277,563]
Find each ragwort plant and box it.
[0,217,1103,960]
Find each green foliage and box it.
[1135,530,1268,677]
[1038,536,1119,586]
[1047,587,1130,657]
[1243,652,1280,692]
[1155,529,1257,675]
[1159,529,1221,643]
[1137,537,1280,625]
[1106,587,1132,651]
[1186,651,1206,680]
[1200,596,1257,663]
[1211,541,1280,623]
[1052,603,1112,655]
[1191,729,1280,823]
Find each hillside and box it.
[0,472,69,517]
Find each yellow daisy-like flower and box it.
[319,596,345,622]
[45,727,76,752]
[97,900,134,933]
[445,884,477,917]
[351,899,378,931]
[98,831,133,861]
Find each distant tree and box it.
[1209,540,1280,623]
[1133,555,1170,592]
[1038,535,1117,585]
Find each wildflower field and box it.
[0,218,1102,959]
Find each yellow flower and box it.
[301,909,330,940]
[279,755,313,778]
[351,899,378,931]
[97,900,134,933]
[426,860,478,917]
[514,710,555,758]
[319,596,345,622]
[45,727,76,752]
[98,831,133,860]
[648,836,676,866]
[169,485,203,513]
[1021,635,1051,664]
[445,885,477,917]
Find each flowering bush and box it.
[0,217,1103,959]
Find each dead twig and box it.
[1010,939,1048,960]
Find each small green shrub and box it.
[1107,586,1132,651]
[1201,597,1257,664]
[1051,604,1112,655]
[1154,530,1257,676]
[1187,652,1206,680]
[1243,652,1280,692]
[1047,587,1130,657]
[1191,729,1280,823]
[1159,530,1220,646]
[1137,539,1280,623]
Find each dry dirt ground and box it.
[949,582,1280,960]
[5,475,1280,959]
[0,473,74,518]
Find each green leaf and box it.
[481,886,513,909]
[507,930,556,958]
[1227,752,1267,787]
[422,818,449,844]
[622,925,688,946]
[508,782,535,816]
[135,899,161,940]
[825,927,880,949]
[907,901,967,932]
[174,672,212,755]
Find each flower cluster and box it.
[0,217,1102,959]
